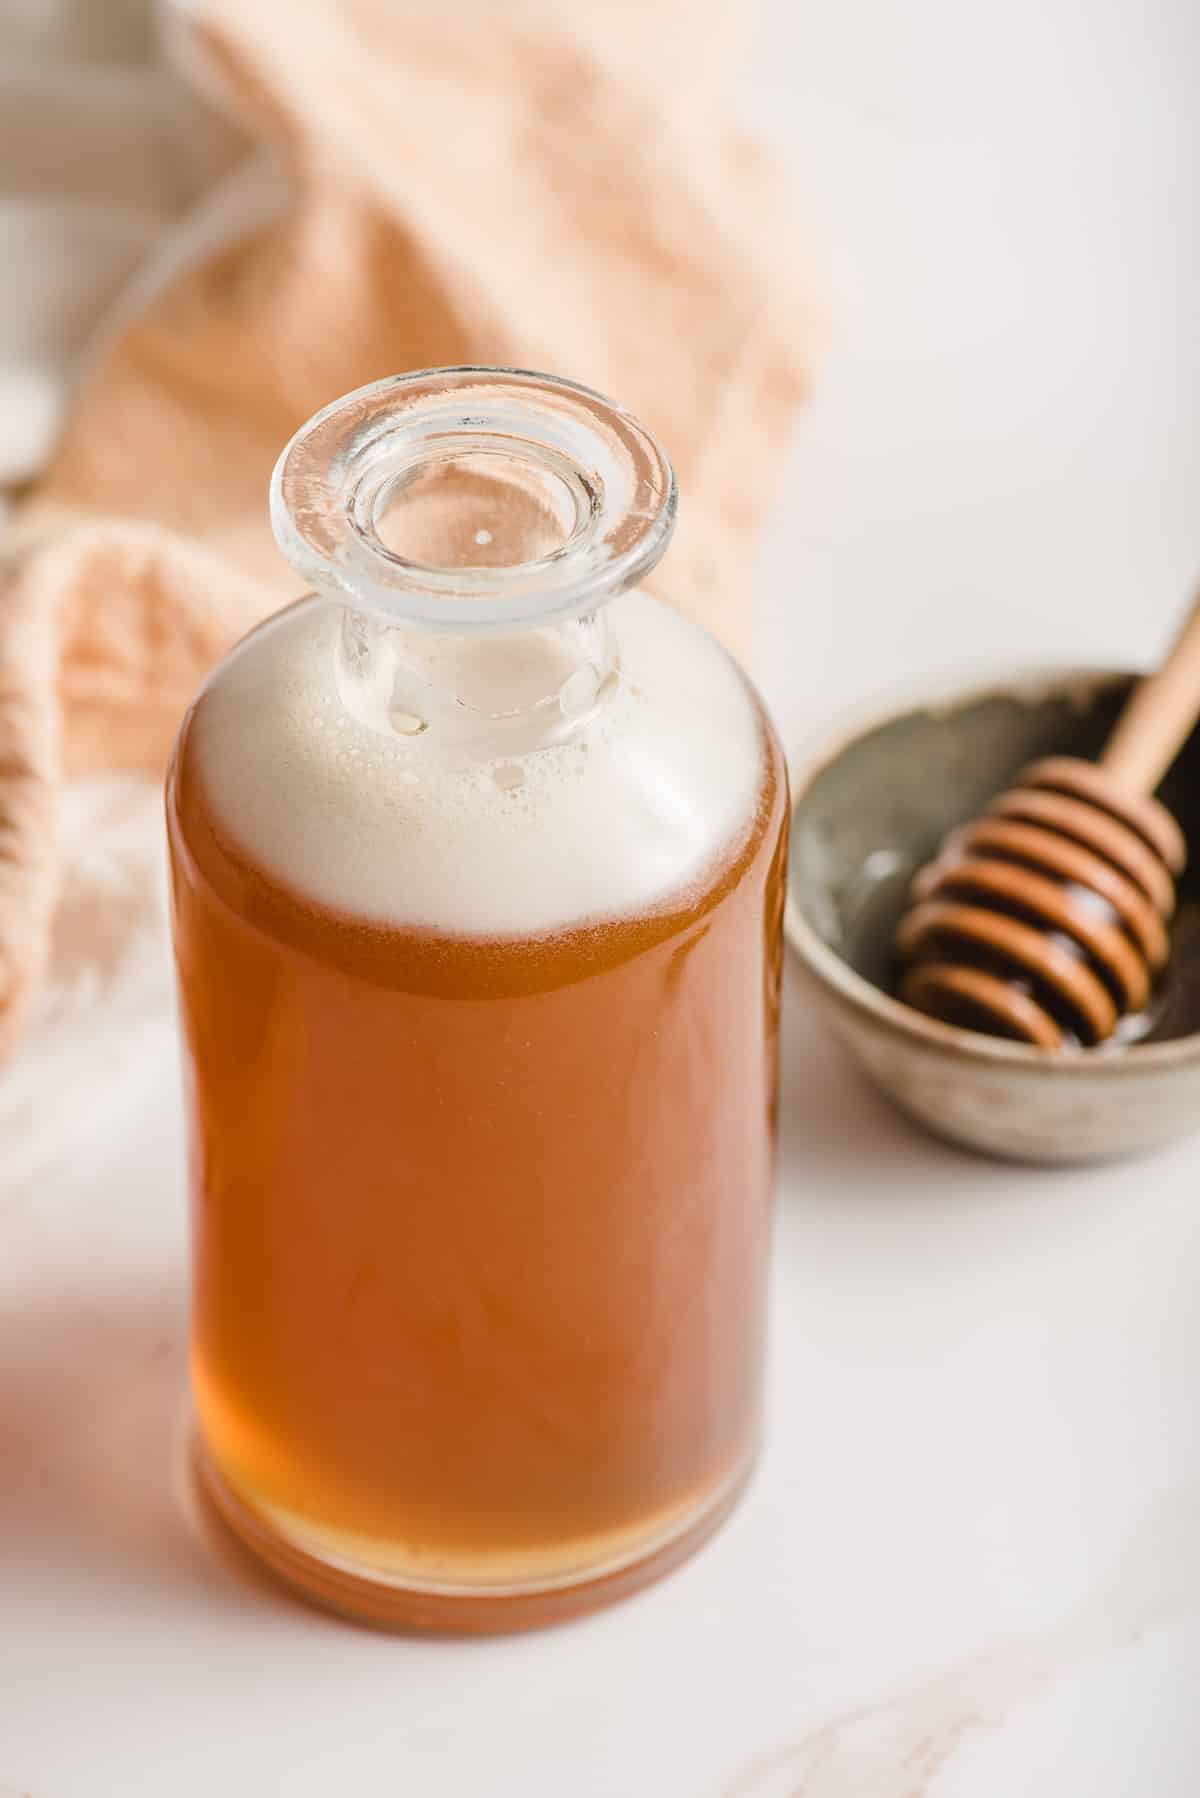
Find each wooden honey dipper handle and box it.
[1101,585,1200,797]
[899,581,1200,1049]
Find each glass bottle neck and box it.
[270,369,674,759]
[334,603,620,759]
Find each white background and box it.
[4,1,1200,1792]
[752,0,1200,744]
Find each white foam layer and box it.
[190,592,765,937]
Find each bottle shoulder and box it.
[174,593,777,937]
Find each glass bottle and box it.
[166,369,788,1631]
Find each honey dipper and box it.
[897,589,1200,1049]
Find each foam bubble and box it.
[190,592,765,936]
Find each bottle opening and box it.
[366,445,591,573]
[271,368,676,633]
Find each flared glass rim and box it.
[270,367,677,632]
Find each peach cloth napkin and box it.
[0,0,812,1060]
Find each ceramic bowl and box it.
[785,666,1200,1163]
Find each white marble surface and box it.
[5,0,1200,1791]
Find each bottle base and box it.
[191,1433,756,1635]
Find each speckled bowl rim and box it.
[784,661,1200,1075]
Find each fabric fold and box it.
[0,0,814,1057]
